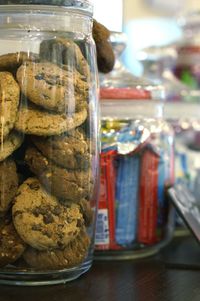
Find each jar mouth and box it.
[0,0,93,16]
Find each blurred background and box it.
[93,0,200,240]
[93,0,200,76]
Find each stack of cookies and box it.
[0,37,95,270]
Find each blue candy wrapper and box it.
[117,123,150,155]
[157,152,166,226]
[115,155,140,245]
[175,150,190,186]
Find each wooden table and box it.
[0,235,199,301]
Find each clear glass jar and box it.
[164,102,200,234]
[164,103,200,194]
[175,10,200,90]
[137,41,198,234]
[138,45,192,102]
[94,32,175,260]
[0,1,99,285]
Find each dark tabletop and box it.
[0,235,200,301]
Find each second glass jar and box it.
[95,32,175,259]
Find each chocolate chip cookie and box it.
[12,178,84,251]
[23,229,90,269]
[39,38,90,78]
[78,199,93,227]
[14,104,87,136]
[0,72,20,139]
[25,147,93,202]
[0,218,26,267]
[0,131,23,162]
[31,127,91,170]
[0,158,18,216]
[17,61,88,113]
[0,52,38,74]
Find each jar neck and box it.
[0,5,93,35]
[100,100,164,119]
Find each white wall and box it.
[123,0,200,24]
[93,0,123,32]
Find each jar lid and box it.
[100,79,164,101]
[0,0,93,12]
[0,0,89,4]
[99,31,165,101]
[100,71,165,101]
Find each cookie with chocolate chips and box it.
[14,104,87,136]
[0,217,26,267]
[12,178,84,251]
[0,158,18,216]
[0,52,38,75]
[25,146,93,202]
[23,229,90,269]
[31,127,91,170]
[0,131,23,162]
[16,61,88,113]
[78,199,93,227]
[39,37,90,78]
[0,72,20,139]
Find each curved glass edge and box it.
[0,5,93,34]
[94,205,175,261]
[0,0,92,9]
[0,1,93,17]
[0,259,93,286]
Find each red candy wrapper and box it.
[137,149,159,245]
[95,150,120,250]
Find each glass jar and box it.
[0,0,99,285]
[164,104,200,192]
[137,42,196,234]
[94,32,175,260]
[164,102,200,234]
[138,45,192,102]
[175,10,200,90]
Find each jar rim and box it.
[0,0,93,15]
